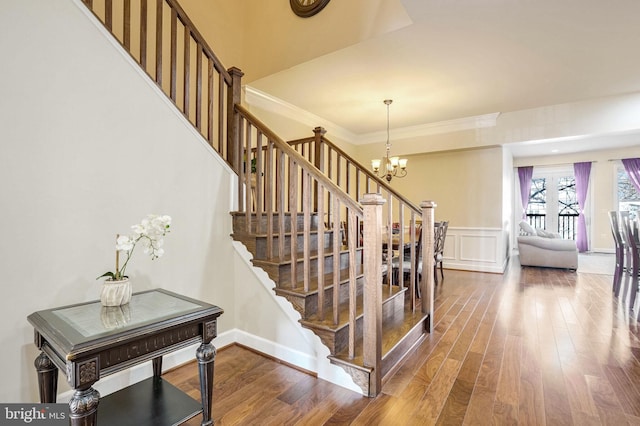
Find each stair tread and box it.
[299,285,406,332]
[329,297,429,365]
[231,211,320,217]
[250,246,360,265]
[273,265,364,296]
[231,228,334,239]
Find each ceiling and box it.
[245,0,640,158]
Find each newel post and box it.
[421,201,437,333]
[226,66,244,175]
[361,193,385,397]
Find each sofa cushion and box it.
[519,221,536,235]
[517,235,577,251]
[536,228,561,238]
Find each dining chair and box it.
[434,221,448,285]
[392,226,423,297]
[622,215,639,312]
[608,211,626,296]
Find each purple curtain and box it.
[622,158,640,193]
[574,162,591,252]
[518,166,534,219]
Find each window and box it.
[618,166,640,219]
[526,177,546,229]
[524,169,579,239]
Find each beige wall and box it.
[355,144,506,228]
[179,0,245,71]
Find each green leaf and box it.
[97,271,115,280]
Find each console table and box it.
[28,288,223,426]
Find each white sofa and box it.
[517,221,578,270]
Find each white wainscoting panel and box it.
[443,227,508,274]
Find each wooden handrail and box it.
[289,133,421,214]
[235,106,363,216]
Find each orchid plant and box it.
[98,214,172,281]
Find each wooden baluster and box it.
[409,212,417,311]
[183,26,190,116]
[332,199,341,325]
[303,171,311,292]
[195,45,202,130]
[155,0,163,85]
[218,75,225,153]
[347,209,357,360]
[105,0,112,30]
[265,141,274,260]
[398,203,405,293]
[207,57,214,145]
[386,192,394,286]
[345,160,351,196]
[289,159,299,289]
[317,183,325,320]
[256,131,264,231]
[327,146,333,226]
[123,0,131,50]
[169,8,177,101]
[277,149,286,261]
[140,0,147,68]
[245,122,252,214]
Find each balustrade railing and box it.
[81,0,240,165]
[288,128,425,305]
[235,105,365,359]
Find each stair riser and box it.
[330,291,405,354]
[279,276,365,319]
[262,250,363,287]
[254,230,336,259]
[232,213,321,234]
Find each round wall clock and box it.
[290,0,331,18]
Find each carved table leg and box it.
[34,352,58,403]
[68,387,100,426]
[196,342,216,426]
[152,356,163,377]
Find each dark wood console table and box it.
[28,288,223,426]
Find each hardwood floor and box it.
[164,261,640,425]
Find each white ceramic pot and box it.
[100,278,132,306]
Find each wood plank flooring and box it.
[164,261,640,425]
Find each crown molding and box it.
[356,112,501,144]
[243,86,357,142]
[244,85,500,144]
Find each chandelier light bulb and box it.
[371,99,408,182]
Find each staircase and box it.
[78,0,435,396]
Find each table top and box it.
[28,288,223,358]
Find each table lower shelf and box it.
[97,377,201,426]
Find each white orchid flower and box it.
[99,214,172,281]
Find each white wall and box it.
[0,0,358,403]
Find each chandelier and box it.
[371,99,407,182]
